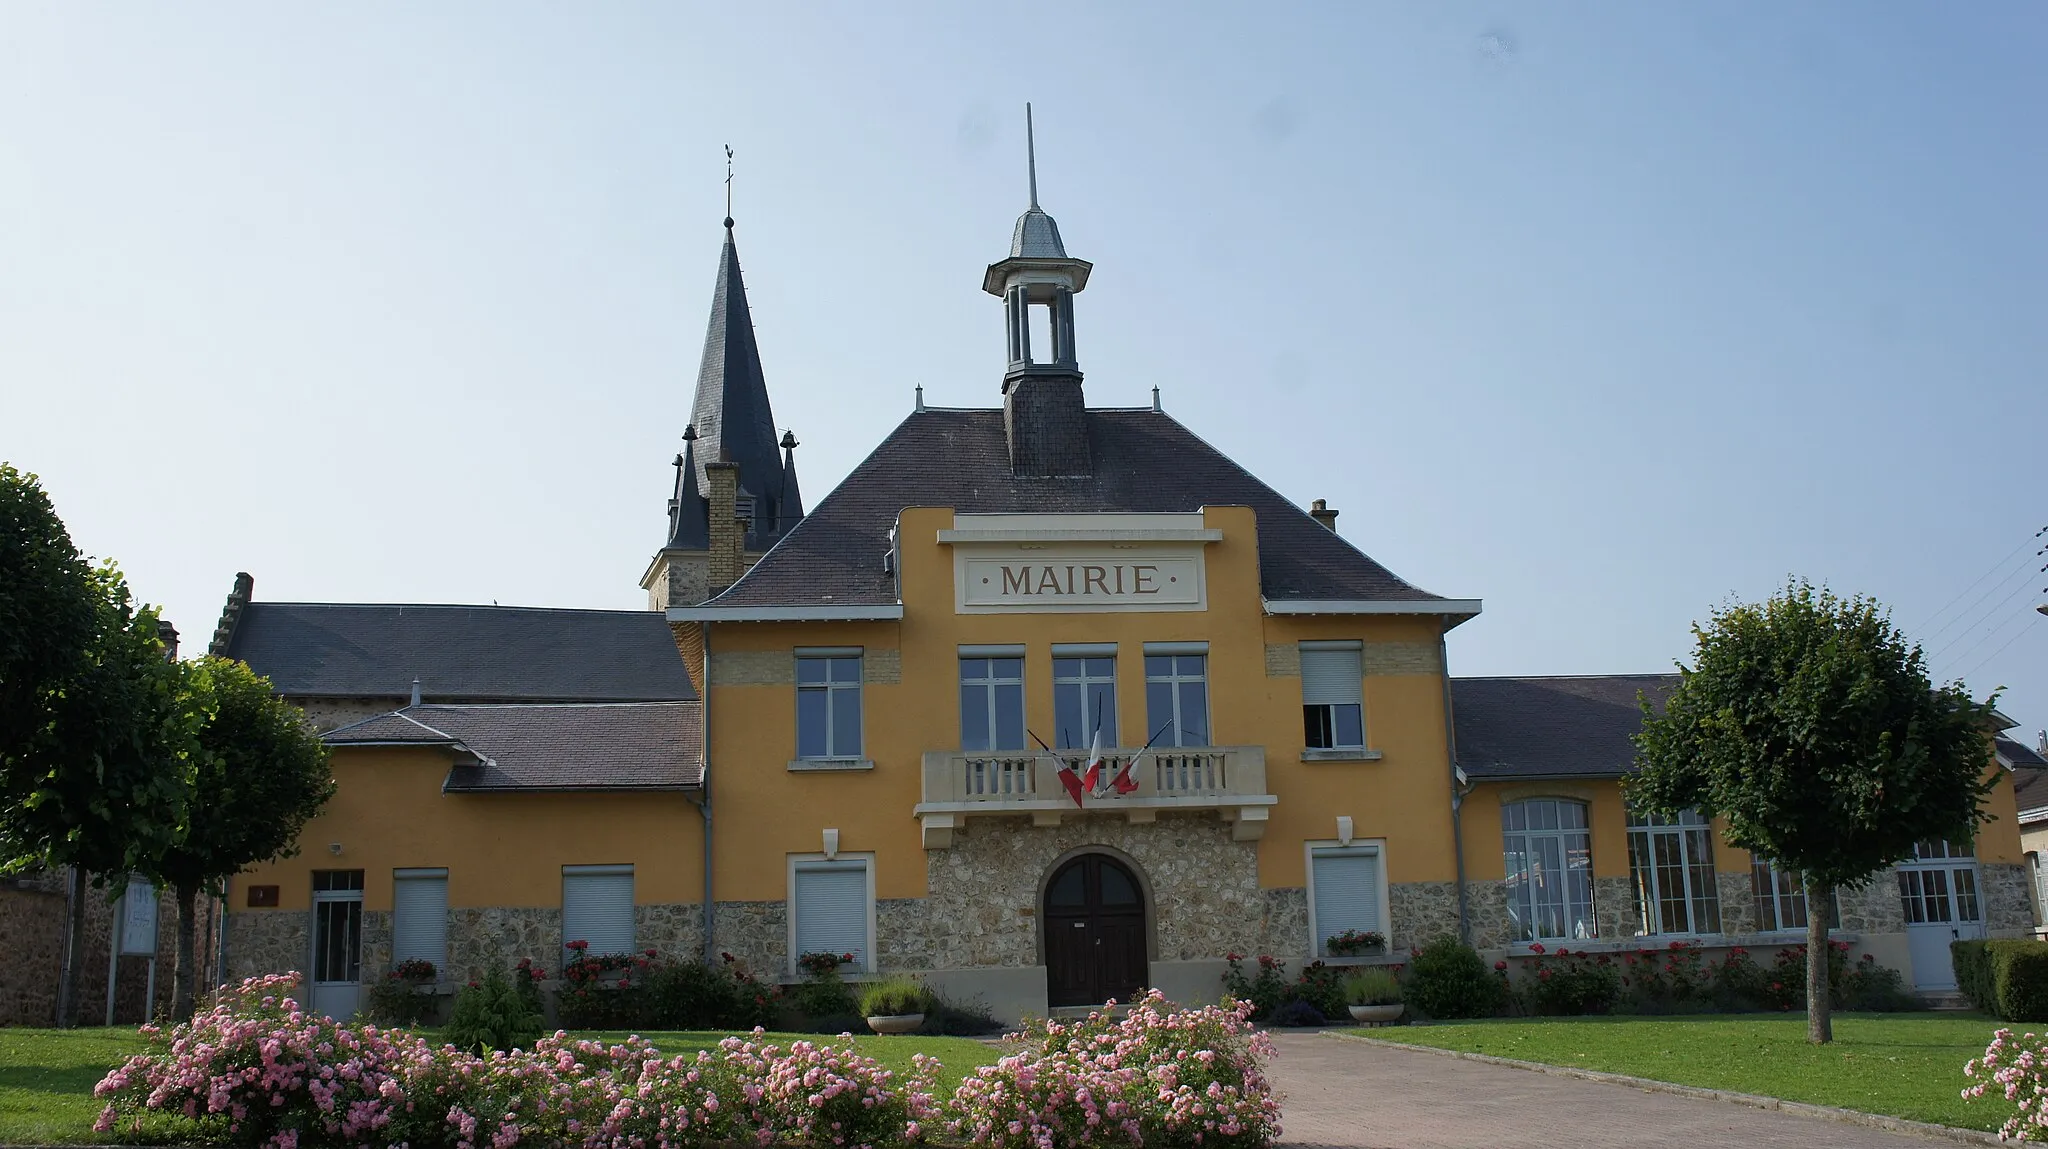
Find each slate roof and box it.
[704,407,1461,610]
[223,603,696,702]
[1999,736,2048,771]
[2016,769,2048,819]
[323,703,703,791]
[688,224,789,519]
[1452,674,1678,780]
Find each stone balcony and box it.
[915,745,1277,849]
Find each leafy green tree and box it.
[150,657,335,1020]
[1629,580,1994,1043]
[0,464,98,761]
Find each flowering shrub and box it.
[798,951,860,977]
[94,971,941,1149]
[1514,947,1622,1015]
[366,959,441,1028]
[1406,936,1505,1019]
[557,947,653,1029]
[1220,954,1289,1019]
[1219,955,1353,1024]
[1965,1028,2048,1140]
[947,991,1280,1148]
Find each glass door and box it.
[310,871,364,1020]
[1898,841,1982,990]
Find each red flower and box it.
[1538,968,1553,980]
[567,939,590,951]
[1556,947,1570,957]
[1529,942,1546,954]
[1863,953,1875,962]
[1494,961,1508,971]
[645,948,658,958]
[1769,981,1782,991]
[1225,952,1243,963]
[842,952,856,963]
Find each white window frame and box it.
[1502,799,1595,942]
[958,648,1027,752]
[391,867,449,971]
[1052,649,1119,750]
[1299,641,1365,751]
[786,852,877,978]
[1142,642,1211,748]
[796,648,864,760]
[1304,839,1390,958]
[1750,856,1840,932]
[1625,809,1721,936]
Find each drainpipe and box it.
[700,622,715,965]
[1439,627,1470,943]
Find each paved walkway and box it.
[1266,1031,1970,1148]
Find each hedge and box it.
[1952,939,2048,1021]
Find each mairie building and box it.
[213,157,2037,1022]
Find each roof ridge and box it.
[412,700,700,712]
[254,602,664,616]
[1453,672,1680,682]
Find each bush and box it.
[859,974,933,1017]
[364,960,439,1028]
[1267,999,1327,1027]
[1953,939,2048,1021]
[556,945,654,1029]
[1516,945,1622,1015]
[444,966,544,1053]
[788,952,860,1025]
[1406,936,1505,1019]
[1343,968,1402,1006]
[946,990,1280,1148]
[1221,953,1290,1018]
[645,951,779,1030]
[917,989,1005,1037]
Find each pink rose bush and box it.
[94,973,937,1148]
[946,990,1279,1149]
[95,975,1279,1148]
[1966,1028,2048,1141]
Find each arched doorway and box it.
[1043,853,1148,1007]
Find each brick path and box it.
[1266,1031,1970,1148]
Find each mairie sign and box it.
[958,551,1204,613]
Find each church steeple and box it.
[665,425,709,550]
[689,218,789,539]
[985,104,1094,476]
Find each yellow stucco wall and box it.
[232,746,704,911]
[702,504,1462,900]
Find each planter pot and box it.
[866,1013,925,1035]
[1347,1003,1404,1025]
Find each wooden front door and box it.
[1044,854,1148,1007]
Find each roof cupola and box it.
[986,105,1094,476]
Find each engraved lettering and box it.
[1133,565,1160,593]
[1064,565,1076,594]
[1083,566,1109,595]
[1114,565,1126,594]
[1002,567,1033,595]
[1037,567,1062,594]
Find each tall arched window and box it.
[1626,809,1720,935]
[1501,799,1594,941]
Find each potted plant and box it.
[1342,968,1404,1025]
[859,975,931,1035]
[1325,929,1387,957]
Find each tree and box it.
[150,657,334,1020]
[0,463,99,781]
[1629,579,1994,1044]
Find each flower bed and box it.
[92,974,1280,1148]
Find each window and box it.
[1053,652,1118,749]
[1144,646,1210,747]
[1300,643,1364,750]
[1502,800,1593,941]
[792,858,872,973]
[1626,810,1720,935]
[1309,844,1385,957]
[562,865,635,959]
[959,654,1026,752]
[311,870,364,985]
[1750,856,1840,932]
[796,652,863,759]
[392,868,448,971]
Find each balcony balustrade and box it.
[915,745,1276,848]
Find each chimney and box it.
[209,572,255,656]
[1310,499,1339,532]
[1004,375,1092,476]
[157,620,179,661]
[705,460,745,592]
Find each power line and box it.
[1955,616,2045,687]
[1930,553,2048,665]
[1916,526,2047,641]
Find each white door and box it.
[311,871,364,1020]
[1898,841,1984,990]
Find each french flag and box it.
[1080,722,1108,793]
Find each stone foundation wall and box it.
[712,900,787,979]
[1836,875,1906,935]
[1715,870,1759,935]
[0,873,220,1025]
[638,902,706,962]
[1389,881,1459,951]
[1981,862,2036,934]
[226,910,310,981]
[0,878,68,1025]
[1592,875,1636,940]
[446,907,561,981]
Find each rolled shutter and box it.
[794,864,869,968]
[392,873,448,969]
[1311,848,1382,953]
[563,869,635,957]
[1300,647,1363,706]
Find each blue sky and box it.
[4,3,2044,741]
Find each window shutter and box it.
[392,874,448,969]
[1312,849,1381,951]
[794,864,869,967]
[1300,648,1363,706]
[563,870,635,957]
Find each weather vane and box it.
[724,144,735,223]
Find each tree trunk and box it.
[173,883,198,1022]
[1807,874,1833,1044]
[55,867,86,1028]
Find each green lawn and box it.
[1349,1013,2018,1132]
[0,1026,1000,1146]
